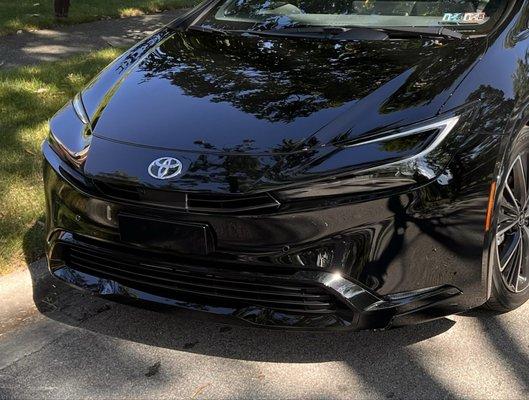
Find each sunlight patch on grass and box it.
[120,8,147,18]
[0,48,124,274]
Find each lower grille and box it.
[64,243,343,315]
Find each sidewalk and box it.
[0,10,187,69]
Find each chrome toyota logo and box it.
[148,157,183,180]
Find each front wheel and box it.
[486,129,529,312]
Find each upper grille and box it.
[93,181,280,214]
[186,192,280,213]
[63,241,343,316]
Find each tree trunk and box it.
[54,0,71,18]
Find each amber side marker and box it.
[485,181,497,232]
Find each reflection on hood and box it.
[90,30,485,154]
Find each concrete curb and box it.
[0,259,46,336]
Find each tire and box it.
[485,127,529,312]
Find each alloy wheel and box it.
[496,155,529,293]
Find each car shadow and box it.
[29,252,487,398]
[28,258,455,362]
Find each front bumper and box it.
[49,232,462,330]
[43,141,490,330]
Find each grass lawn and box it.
[0,48,125,275]
[0,0,197,36]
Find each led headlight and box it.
[277,115,461,200]
[48,93,92,165]
[342,116,459,157]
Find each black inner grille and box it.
[65,243,342,315]
[93,181,280,213]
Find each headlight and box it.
[276,115,461,200]
[340,116,459,157]
[48,93,92,166]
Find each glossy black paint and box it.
[89,31,484,154]
[43,1,529,329]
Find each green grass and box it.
[0,48,125,275]
[0,0,197,36]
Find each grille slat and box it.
[69,258,335,313]
[69,253,332,302]
[65,243,342,315]
[71,246,306,292]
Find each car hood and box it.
[86,30,485,155]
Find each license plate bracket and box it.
[119,214,214,256]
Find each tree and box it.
[54,0,71,19]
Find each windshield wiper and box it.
[240,25,390,40]
[238,24,463,40]
[377,26,464,39]
[185,24,463,41]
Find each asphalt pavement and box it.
[0,259,528,399]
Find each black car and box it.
[43,0,529,330]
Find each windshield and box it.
[195,0,509,33]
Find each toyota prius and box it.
[43,0,529,330]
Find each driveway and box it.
[0,259,528,399]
